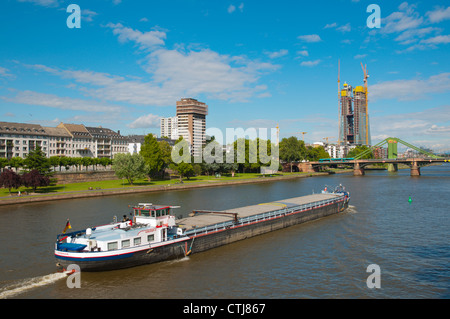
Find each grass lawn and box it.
[0,172,317,198]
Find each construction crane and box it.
[297,132,307,142]
[323,136,335,144]
[361,62,369,146]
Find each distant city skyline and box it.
[0,1,449,152]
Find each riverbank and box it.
[0,170,351,206]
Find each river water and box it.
[0,165,449,299]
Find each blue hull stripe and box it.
[56,252,134,262]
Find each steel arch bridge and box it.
[289,137,449,176]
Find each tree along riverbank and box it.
[0,170,351,206]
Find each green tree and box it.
[169,162,194,181]
[140,134,164,179]
[0,158,8,172]
[49,156,61,172]
[99,157,112,169]
[81,157,93,171]
[8,156,23,173]
[232,138,256,173]
[159,140,173,178]
[112,153,147,185]
[60,156,71,171]
[279,136,305,172]
[23,146,51,175]
[306,146,330,161]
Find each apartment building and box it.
[0,122,48,159]
[85,126,128,158]
[43,126,73,157]
[0,121,129,160]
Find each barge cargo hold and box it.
[55,186,350,272]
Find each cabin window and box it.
[156,210,161,217]
[122,239,130,248]
[134,237,141,246]
[147,234,154,242]
[108,242,118,250]
[151,210,156,217]
[141,210,150,217]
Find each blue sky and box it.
[0,0,449,151]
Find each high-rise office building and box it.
[338,83,371,146]
[176,98,208,157]
[338,62,371,147]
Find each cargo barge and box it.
[55,186,350,272]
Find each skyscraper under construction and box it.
[338,62,371,146]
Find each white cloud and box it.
[426,6,450,23]
[297,34,322,43]
[370,73,450,101]
[354,54,367,59]
[373,3,450,52]
[296,50,309,57]
[382,2,423,34]
[324,23,337,29]
[420,35,450,45]
[105,23,166,50]
[27,46,279,106]
[394,27,440,44]
[426,124,450,133]
[146,48,279,102]
[324,22,350,33]
[0,66,14,78]
[16,0,58,7]
[2,90,125,113]
[337,23,351,33]
[128,114,161,129]
[81,9,98,22]
[300,60,321,67]
[265,49,288,59]
[228,3,244,14]
[370,105,450,150]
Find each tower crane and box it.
[323,136,335,144]
[297,132,307,142]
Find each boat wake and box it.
[346,205,358,214]
[0,272,67,299]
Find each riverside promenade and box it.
[0,171,341,206]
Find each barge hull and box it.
[187,196,347,255]
[55,193,348,272]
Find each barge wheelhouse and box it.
[55,204,189,272]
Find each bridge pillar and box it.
[353,162,365,176]
[387,163,398,172]
[411,162,421,176]
[298,162,318,173]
